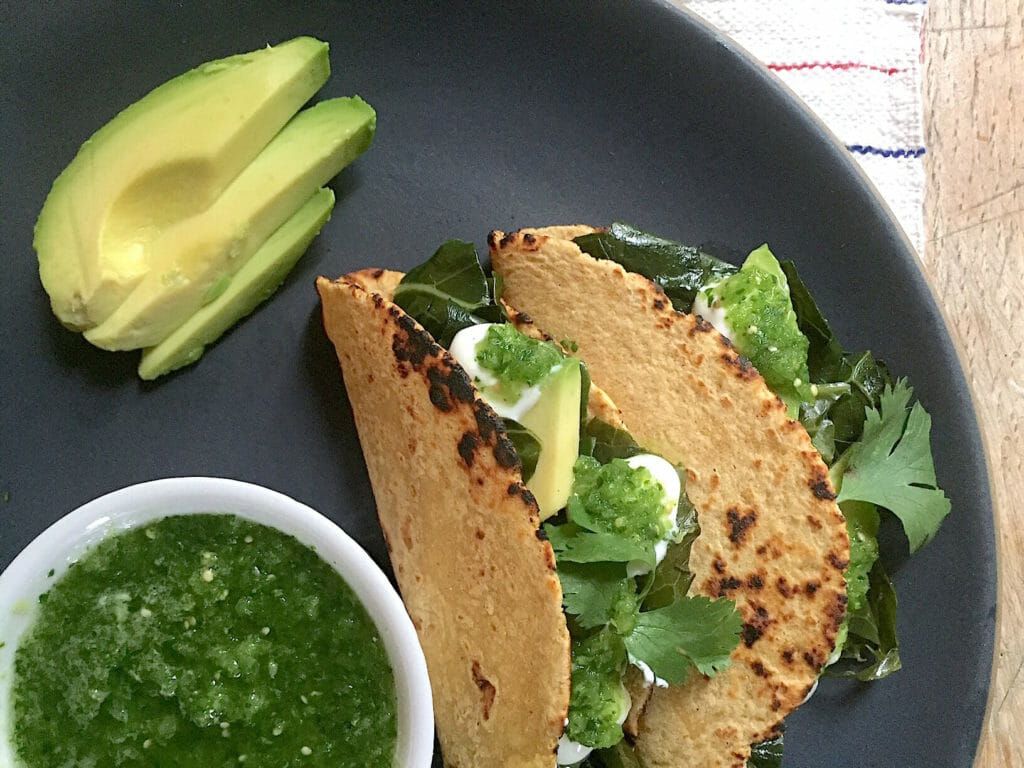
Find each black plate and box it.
[0,2,995,766]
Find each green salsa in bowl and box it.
[0,477,433,767]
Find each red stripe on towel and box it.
[767,61,906,76]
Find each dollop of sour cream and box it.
[691,284,736,343]
[624,453,681,577]
[448,323,546,421]
[631,657,669,689]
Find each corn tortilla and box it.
[491,229,850,768]
[317,270,570,768]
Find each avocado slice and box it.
[519,358,582,518]
[138,187,335,380]
[84,96,375,351]
[35,37,331,330]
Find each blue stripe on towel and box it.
[847,144,926,158]
[885,0,927,6]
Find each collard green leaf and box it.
[503,419,540,481]
[835,380,951,553]
[831,561,902,681]
[623,595,741,685]
[641,502,699,610]
[781,260,844,382]
[393,239,490,345]
[579,418,644,464]
[588,742,644,768]
[747,733,785,768]
[574,222,737,313]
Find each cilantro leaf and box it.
[558,562,639,632]
[545,523,656,567]
[834,380,951,553]
[623,595,741,685]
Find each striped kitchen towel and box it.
[677,0,927,257]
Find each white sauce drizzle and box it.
[691,284,736,343]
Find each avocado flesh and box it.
[518,359,582,519]
[84,96,375,351]
[35,36,330,330]
[138,188,335,380]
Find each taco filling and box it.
[439,317,743,765]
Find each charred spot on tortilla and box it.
[391,318,436,367]
[776,578,794,598]
[721,349,759,380]
[458,432,481,467]
[473,401,502,441]
[691,315,714,334]
[493,435,520,469]
[828,552,850,571]
[742,624,764,648]
[471,661,497,721]
[809,467,838,500]
[747,574,765,590]
[803,649,827,670]
[715,575,743,596]
[727,507,758,545]
[750,661,769,678]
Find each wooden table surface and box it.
[925,1,1023,766]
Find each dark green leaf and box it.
[579,418,644,464]
[747,733,785,768]
[828,351,893,452]
[503,419,540,481]
[830,561,902,681]
[574,222,737,313]
[579,361,593,426]
[623,595,741,685]
[393,240,490,344]
[781,260,844,382]
[642,502,700,610]
[587,742,644,768]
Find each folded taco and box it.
[316,228,849,768]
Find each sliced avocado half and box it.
[138,187,335,380]
[84,96,375,351]
[519,358,582,518]
[35,37,331,329]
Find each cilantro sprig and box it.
[832,380,951,553]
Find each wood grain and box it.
[924,1,1024,766]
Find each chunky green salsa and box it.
[12,514,397,768]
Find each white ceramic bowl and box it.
[0,477,433,767]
